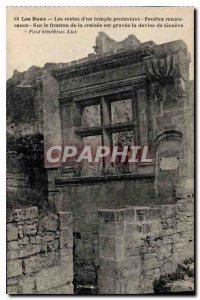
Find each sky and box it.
[7,7,194,79]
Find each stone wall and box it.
[7,206,73,294]
[52,175,155,286]
[98,197,194,294]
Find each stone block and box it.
[60,247,73,257]
[7,223,18,241]
[7,277,18,286]
[7,241,18,251]
[23,224,37,236]
[99,222,124,237]
[7,250,19,260]
[98,275,125,294]
[142,223,151,234]
[19,244,41,258]
[7,260,22,278]
[99,258,124,279]
[136,208,148,222]
[12,207,38,222]
[59,229,73,249]
[143,257,158,271]
[24,252,60,274]
[7,285,18,294]
[124,257,141,277]
[7,211,14,223]
[124,277,141,294]
[115,210,125,222]
[58,212,73,230]
[148,208,162,220]
[38,283,74,294]
[19,237,29,245]
[38,214,58,232]
[36,265,73,292]
[125,207,136,223]
[170,279,194,292]
[99,237,115,258]
[18,276,35,294]
[98,210,115,223]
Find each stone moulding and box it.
[55,173,155,185]
[51,47,154,80]
[154,129,182,147]
[59,76,146,103]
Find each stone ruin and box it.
[7,32,194,294]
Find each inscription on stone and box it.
[160,157,179,171]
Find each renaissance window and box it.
[81,104,101,127]
[111,99,133,123]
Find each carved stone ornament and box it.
[145,55,186,99]
[151,83,167,103]
[144,54,178,81]
[174,77,186,98]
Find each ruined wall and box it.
[98,197,194,294]
[50,176,156,286]
[7,206,73,294]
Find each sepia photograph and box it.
[6,6,194,295]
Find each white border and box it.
[1,0,198,299]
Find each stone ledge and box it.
[55,173,155,185]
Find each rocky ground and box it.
[154,257,194,294]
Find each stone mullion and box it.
[137,88,148,145]
[101,97,113,174]
[132,88,139,145]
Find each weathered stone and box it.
[7,250,19,260]
[99,237,115,258]
[7,285,18,294]
[170,279,194,292]
[12,207,38,222]
[142,223,151,234]
[143,257,158,271]
[36,265,73,292]
[58,212,73,230]
[124,257,141,276]
[98,210,115,223]
[59,230,73,249]
[23,224,37,236]
[18,276,35,294]
[7,241,18,251]
[99,258,124,279]
[38,283,73,294]
[38,214,58,232]
[7,211,14,223]
[98,275,125,294]
[124,277,141,294]
[7,224,18,241]
[24,253,60,274]
[7,260,22,278]
[136,209,148,222]
[19,244,41,258]
[7,277,18,286]
[18,236,29,245]
[125,207,136,223]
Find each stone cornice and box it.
[51,47,154,81]
[59,75,146,103]
[55,173,155,185]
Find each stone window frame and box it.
[59,77,149,177]
[74,90,137,175]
